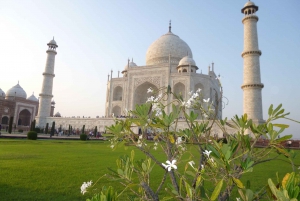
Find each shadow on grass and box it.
[0,183,88,201]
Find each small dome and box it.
[27,93,38,102]
[47,38,58,47]
[54,112,61,117]
[124,59,137,71]
[179,56,196,66]
[6,83,27,99]
[0,88,5,98]
[244,1,255,7]
[51,100,56,105]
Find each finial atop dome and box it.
[169,20,172,32]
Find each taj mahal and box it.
[0,1,263,135]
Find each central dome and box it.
[146,30,193,66]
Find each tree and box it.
[45,123,49,134]
[94,126,97,137]
[84,86,298,200]
[81,125,85,134]
[8,117,13,134]
[50,121,55,137]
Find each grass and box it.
[0,139,299,201]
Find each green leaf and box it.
[268,104,273,116]
[233,177,245,189]
[185,181,193,199]
[210,179,223,201]
[245,189,254,201]
[273,124,289,128]
[186,171,196,177]
[274,135,292,143]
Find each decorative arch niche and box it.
[1,116,8,124]
[194,83,204,93]
[113,86,123,101]
[133,82,158,109]
[173,82,186,99]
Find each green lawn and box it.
[0,139,298,201]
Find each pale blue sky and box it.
[0,1,299,137]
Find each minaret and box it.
[36,38,58,127]
[241,1,263,122]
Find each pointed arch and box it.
[194,83,204,93]
[133,82,158,109]
[173,82,186,99]
[112,106,121,117]
[1,116,8,124]
[18,109,31,126]
[113,86,123,101]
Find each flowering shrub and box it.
[83,85,298,200]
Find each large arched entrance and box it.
[112,106,121,117]
[133,82,158,109]
[18,109,31,126]
[1,116,9,124]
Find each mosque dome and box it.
[0,88,5,98]
[27,93,38,102]
[6,83,27,99]
[146,25,193,66]
[178,55,196,66]
[51,100,56,105]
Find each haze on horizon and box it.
[0,1,299,137]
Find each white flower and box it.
[147,87,153,93]
[153,146,157,150]
[191,93,199,99]
[175,137,182,145]
[139,135,142,139]
[203,150,212,157]
[155,108,162,116]
[110,144,115,149]
[180,146,186,151]
[80,180,93,195]
[146,96,154,102]
[157,93,162,99]
[188,91,193,96]
[181,101,186,106]
[196,88,201,93]
[201,164,204,169]
[154,142,158,146]
[162,160,177,171]
[236,198,241,201]
[203,98,210,103]
[188,161,195,169]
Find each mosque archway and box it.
[18,109,31,126]
[112,106,121,117]
[173,82,186,99]
[133,82,158,109]
[1,116,8,124]
[113,86,123,101]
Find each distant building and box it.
[0,83,39,128]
